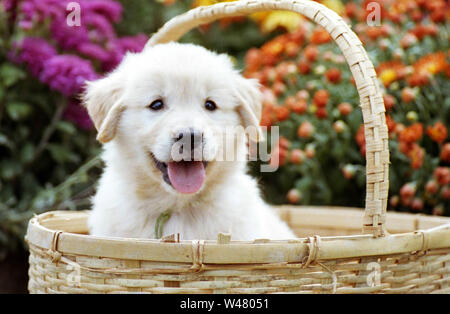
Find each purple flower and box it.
[20,0,64,24]
[10,37,57,77]
[101,34,148,71]
[63,99,93,130]
[39,55,98,96]
[79,0,122,23]
[77,42,111,63]
[19,0,122,40]
[2,0,17,11]
[116,34,148,53]
[83,12,116,41]
[48,1,120,57]
[50,16,90,50]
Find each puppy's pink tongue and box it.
[167,161,205,194]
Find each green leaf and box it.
[0,160,21,180]
[47,144,81,164]
[0,133,13,150]
[0,63,26,87]
[6,102,33,121]
[0,85,4,101]
[32,189,57,210]
[20,142,35,163]
[56,121,77,135]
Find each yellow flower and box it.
[322,0,345,15]
[191,0,303,33]
[260,11,303,33]
[414,52,447,76]
[249,12,271,23]
[380,69,397,86]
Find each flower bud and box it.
[333,120,346,133]
[406,111,418,122]
[287,189,302,204]
[297,121,314,138]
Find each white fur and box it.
[84,43,295,240]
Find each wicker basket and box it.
[26,0,450,294]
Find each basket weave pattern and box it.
[26,0,450,294]
[28,209,450,293]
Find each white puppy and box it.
[83,42,295,240]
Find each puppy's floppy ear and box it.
[234,77,264,142]
[82,72,125,144]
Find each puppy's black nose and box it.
[174,128,203,150]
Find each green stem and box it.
[32,98,67,163]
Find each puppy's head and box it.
[83,43,263,195]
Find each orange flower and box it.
[297,121,314,138]
[366,25,390,40]
[400,33,418,49]
[434,167,450,185]
[338,102,353,116]
[284,42,300,58]
[425,0,447,13]
[304,45,318,62]
[377,61,407,86]
[410,24,438,40]
[290,149,305,164]
[345,2,358,18]
[269,137,290,168]
[399,123,423,143]
[298,60,311,74]
[313,90,329,107]
[386,115,397,134]
[245,48,263,73]
[315,107,328,119]
[413,52,448,77]
[408,143,424,169]
[408,72,430,87]
[290,99,307,114]
[430,9,446,23]
[401,87,417,103]
[325,68,341,84]
[355,124,366,155]
[383,94,396,110]
[269,146,287,168]
[441,143,450,162]
[400,182,416,199]
[273,105,290,121]
[272,81,286,96]
[278,136,290,150]
[286,189,302,203]
[427,121,448,143]
[260,37,287,66]
[390,0,418,15]
[411,198,424,211]
[399,141,413,155]
[310,28,331,45]
[260,103,274,127]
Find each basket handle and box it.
[146,0,390,237]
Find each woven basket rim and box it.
[26,208,450,264]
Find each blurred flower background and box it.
[0,0,448,292]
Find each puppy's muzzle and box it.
[172,127,204,161]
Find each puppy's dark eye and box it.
[205,100,217,111]
[149,99,164,111]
